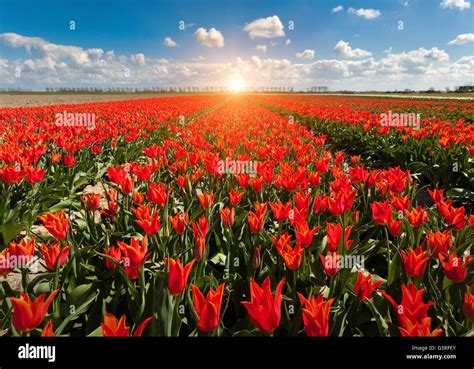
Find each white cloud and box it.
[448,33,474,45]
[163,37,178,48]
[348,7,381,19]
[296,49,315,60]
[131,53,146,66]
[331,5,344,13]
[334,40,372,58]
[440,0,471,10]
[0,32,471,92]
[285,39,291,46]
[256,45,267,53]
[106,51,115,61]
[243,15,285,39]
[193,27,224,48]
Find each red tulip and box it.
[169,211,188,234]
[63,155,76,166]
[191,215,209,238]
[326,192,345,216]
[371,200,392,225]
[117,236,150,280]
[437,200,465,231]
[81,193,101,211]
[294,191,311,210]
[9,238,35,258]
[325,222,352,252]
[297,293,334,336]
[388,218,402,236]
[295,223,319,249]
[313,195,328,214]
[197,192,214,210]
[39,242,70,271]
[9,290,59,332]
[191,283,225,332]
[0,249,14,276]
[320,252,340,277]
[405,207,428,227]
[273,233,304,270]
[132,204,161,236]
[268,200,291,221]
[119,176,135,194]
[308,171,321,186]
[41,320,54,337]
[167,258,195,296]
[401,247,430,278]
[241,277,285,334]
[26,167,45,184]
[147,182,168,206]
[194,236,206,260]
[425,230,452,258]
[248,211,265,233]
[220,207,235,228]
[390,195,411,211]
[229,189,244,206]
[441,253,470,282]
[428,188,444,204]
[464,289,474,322]
[399,317,443,337]
[132,191,145,205]
[38,211,70,240]
[101,313,152,336]
[381,282,441,336]
[354,272,383,301]
[103,246,121,269]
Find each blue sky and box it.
[0,0,473,90]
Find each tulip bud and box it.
[194,237,206,260]
[464,289,474,322]
[252,247,261,269]
[351,210,360,224]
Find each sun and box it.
[228,76,246,92]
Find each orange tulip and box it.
[241,277,285,334]
[401,247,429,278]
[169,211,188,234]
[117,236,149,280]
[197,192,214,210]
[191,283,225,332]
[220,207,235,228]
[167,258,195,296]
[9,290,59,332]
[298,293,334,336]
[101,313,152,337]
[39,242,70,271]
[38,211,70,240]
[354,272,383,301]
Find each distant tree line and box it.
[35,86,297,93]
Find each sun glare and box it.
[228,77,246,92]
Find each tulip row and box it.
[0,94,472,337]
[255,94,473,192]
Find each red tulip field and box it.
[0,94,473,338]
